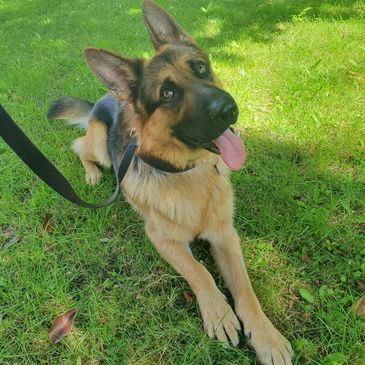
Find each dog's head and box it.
[84,0,246,170]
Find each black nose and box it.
[220,101,238,123]
[208,94,239,124]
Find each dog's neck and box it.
[137,154,195,173]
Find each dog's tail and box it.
[47,97,94,129]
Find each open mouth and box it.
[178,128,246,171]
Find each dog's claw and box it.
[236,305,293,365]
[202,294,241,347]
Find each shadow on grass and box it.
[186,132,364,360]
[189,0,365,47]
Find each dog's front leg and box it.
[202,228,293,365]
[145,221,241,345]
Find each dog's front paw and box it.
[199,293,241,346]
[85,168,102,185]
[239,312,293,365]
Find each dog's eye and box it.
[197,62,207,75]
[160,88,175,101]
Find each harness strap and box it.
[0,104,137,209]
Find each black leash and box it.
[0,104,137,208]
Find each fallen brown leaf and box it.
[352,296,365,317]
[98,316,106,324]
[183,291,193,304]
[41,213,55,237]
[356,280,365,291]
[48,308,78,344]
[301,255,310,263]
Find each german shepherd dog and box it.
[47,1,292,364]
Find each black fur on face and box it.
[138,45,239,152]
[171,84,238,152]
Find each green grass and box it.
[1,0,365,364]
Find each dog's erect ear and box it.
[84,48,142,100]
[142,0,196,51]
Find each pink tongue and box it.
[213,129,246,170]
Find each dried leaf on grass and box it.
[356,280,365,291]
[301,255,310,263]
[98,316,106,324]
[183,291,193,304]
[48,308,77,344]
[40,213,55,236]
[352,296,365,317]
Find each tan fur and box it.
[137,112,208,169]
[63,1,293,364]
[75,121,292,363]
[72,118,111,185]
